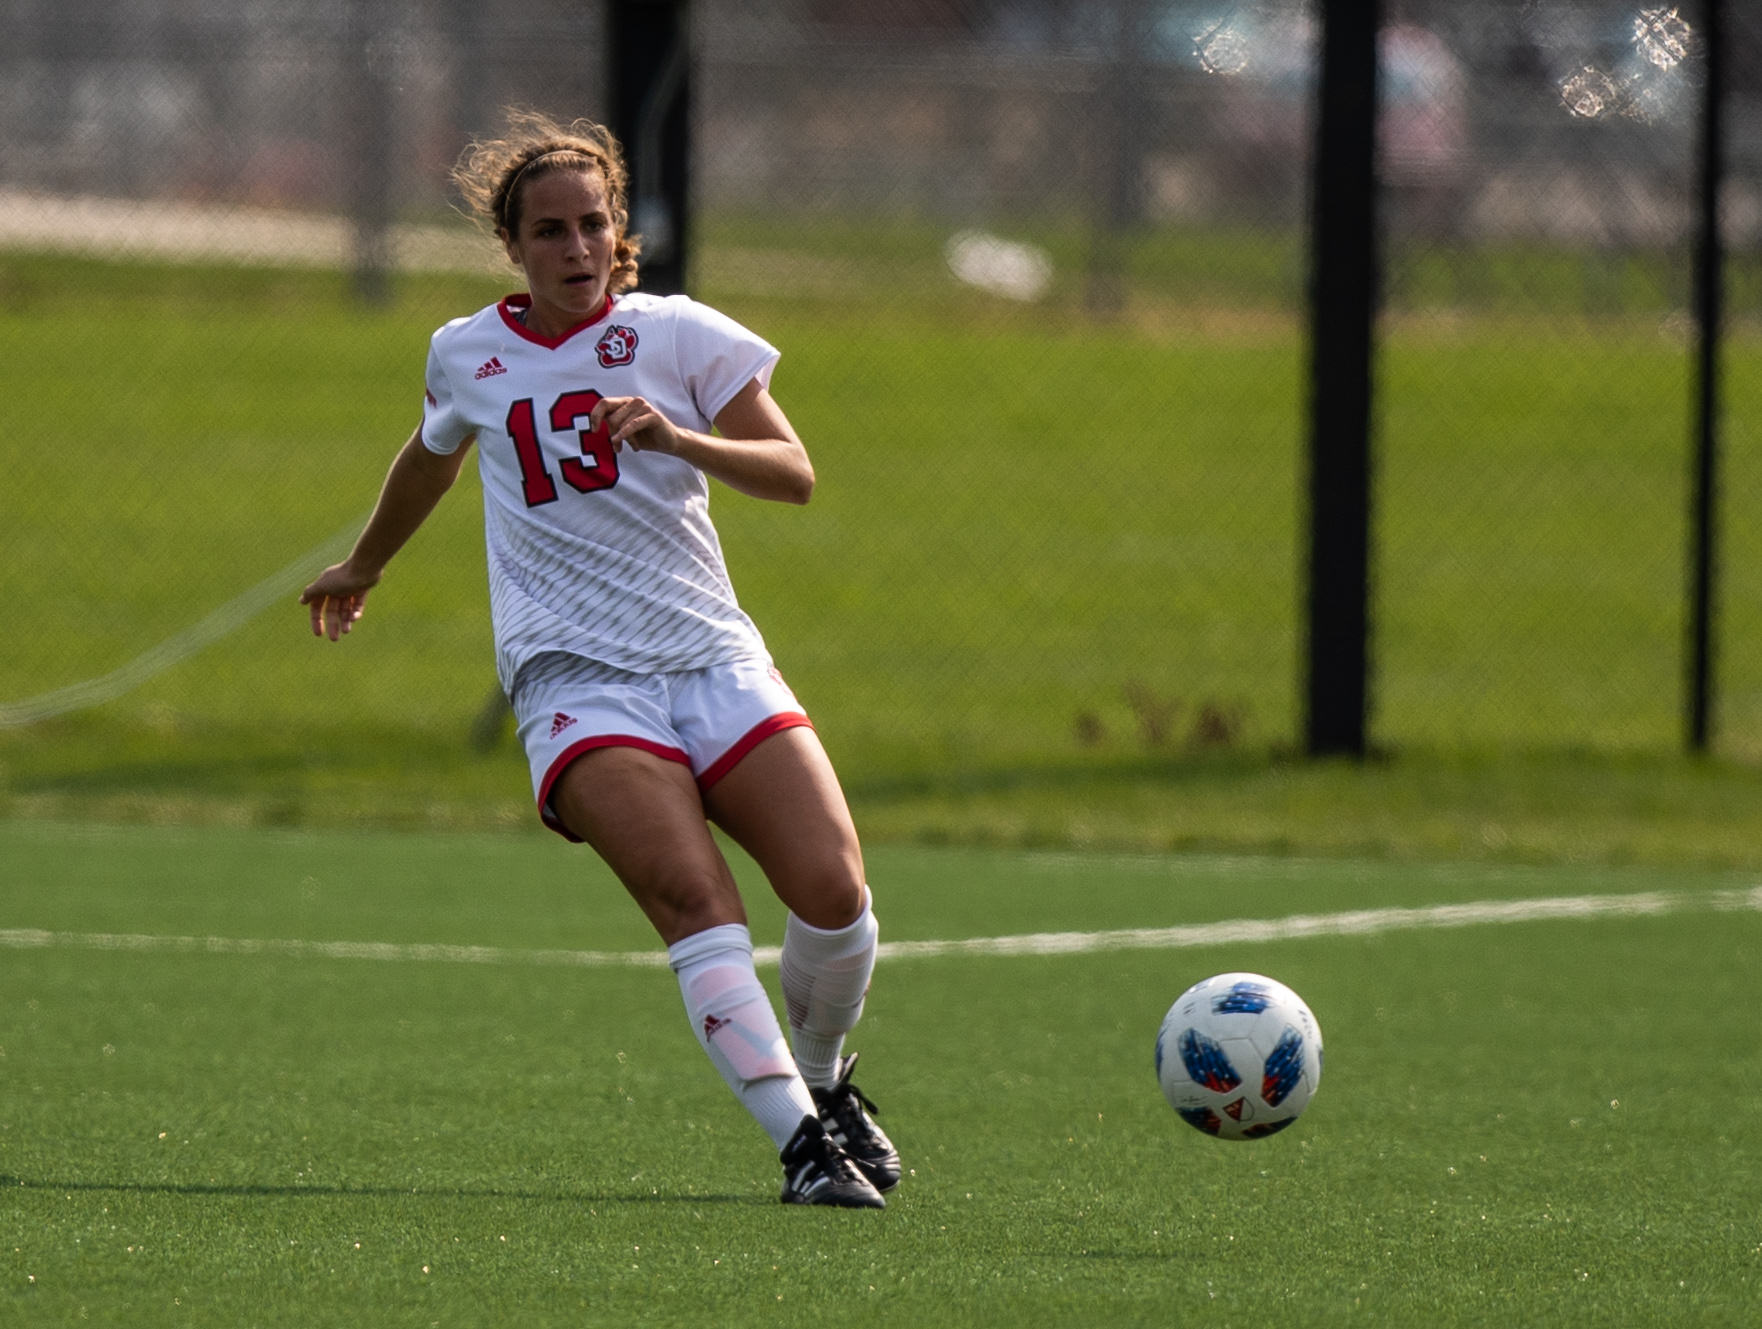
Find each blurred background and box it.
[1,0,1757,846]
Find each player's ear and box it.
[499,228,521,267]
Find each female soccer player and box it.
[300,111,897,1208]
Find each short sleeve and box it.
[420,338,471,455]
[672,299,782,424]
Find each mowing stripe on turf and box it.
[2,886,1757,968]
[0,513,367,728]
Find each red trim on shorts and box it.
[697,713,814,792]
[537,734,692,841]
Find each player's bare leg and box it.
[550,745,882,1206]
[550,744,745,943]
[701,725,865,929]
[705,727,901,1191]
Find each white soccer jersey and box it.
[420,291,781,690]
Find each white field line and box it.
[2,887,1757,971]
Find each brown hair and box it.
[452,109,642,293]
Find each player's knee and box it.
[627,865,744,942]
[781,862,867,930]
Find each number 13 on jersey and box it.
[506,390,620,507]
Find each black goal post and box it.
[1686,0,1727,755]
[1302,0,1381,758]
[608,0,695,297]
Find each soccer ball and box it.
[1155,972,1323,1140]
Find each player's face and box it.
[504,168,617,336]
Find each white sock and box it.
[667,923,815,1149]
[779,888,879,1089]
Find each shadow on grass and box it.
[1,1174,755,1205]
[9,739,489,795]
[846,749,1298,801]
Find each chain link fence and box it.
[1,0,1757,805]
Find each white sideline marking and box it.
[0,929,673,968]
[2,887,1757,969]
[875,887,1762,959]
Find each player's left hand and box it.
[590,395,681,455]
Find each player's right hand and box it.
[300,564,378,641]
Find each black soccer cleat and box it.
[811,1053,901,1194]
[779,1115,885,1208]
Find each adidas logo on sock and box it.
[702,1014,729,1040]
[549,712,577,738]
[474,356,507,380]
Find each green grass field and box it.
[3,234,1760,1321]
[4,819,1759,1326]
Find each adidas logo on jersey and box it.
[474,356,507,380]
[550,712,577,738]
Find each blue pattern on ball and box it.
[1260,1026,1305,1106]
[1177,1107,1224,1135]
[1178,1028,1241,1092]
[1213,981,1275,1015]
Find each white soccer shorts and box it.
[512,653,812,840]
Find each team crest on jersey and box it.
[595,324,639,368]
